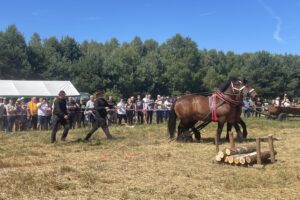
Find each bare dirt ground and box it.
[0,118,300,200]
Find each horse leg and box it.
[177,122,192,142]
[216,122,225,143]
[183,128,193,142]
[234,123,244,142]
[192,127,201,142]
[177,123,183,141]
[239,119,248,139]
[226,123,232,141]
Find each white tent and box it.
[0,80,80,97]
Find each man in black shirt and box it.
[84,91,114,141]
[51,90,70,143]
[107,96,117,125]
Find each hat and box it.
[17,97,24,102]
[58,90,66,96]
[95,90,104,96]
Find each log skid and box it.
[215,149,276,166]
[245,151,277,164]
[225,146,256,156]
[215,134,276,166]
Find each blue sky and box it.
[0,0,299,54]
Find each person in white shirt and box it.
[281,94,291,107]
[142,94,149,124]
[6,99,16,132]
[85,95,95,126]
[37,97,49,130]
[164,96,172,121]
[117,97,127,125]
[274,97,280,107]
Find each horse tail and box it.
[168,99,177,138]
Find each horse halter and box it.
[248,88,255,94]
[230,81,245,95]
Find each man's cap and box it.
[95,90,104,96]
[17,97,24,102]
[59,90,66,96]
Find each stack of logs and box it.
[215,133,276,166]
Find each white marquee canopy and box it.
[0,80,80,97]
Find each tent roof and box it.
[0,80,80,97]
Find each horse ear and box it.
[243,78,248,85]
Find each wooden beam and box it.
[268,134,276,163]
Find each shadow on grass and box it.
[173,136,280,144]
[69,135,127,145]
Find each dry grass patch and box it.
[0,118,300,199]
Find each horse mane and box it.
[218,77,240,92]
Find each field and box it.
[0,118,300,200]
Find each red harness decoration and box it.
[210,92,222,122]
[210,90,243,122]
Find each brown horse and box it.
[168,77,257,142]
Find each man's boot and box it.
[103,127,113,139]
[84,127,97,141]
[84,131,93,141]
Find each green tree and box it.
[160,34,200,95]
[27,33,46,79]
[0,25,30,79]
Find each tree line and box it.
[0,24,299,99]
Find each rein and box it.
[214,90,243,106]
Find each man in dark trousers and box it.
[51,90,70,143]
[84,90,114,141]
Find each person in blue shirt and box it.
[243,97,251,118]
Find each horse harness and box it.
[186,82,246,137]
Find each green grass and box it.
[0,118,300,199]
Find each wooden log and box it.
[239,156,246,165]
[224,156,229,163]
[225,146,256,156]
[245,151,277,164]
[234,154,249,165]
[215,150,226,162]
[229,132,235,148]
[234,157,241,165]
[268,134,276,163]
[256,138,262,165]
[227,154,242,164]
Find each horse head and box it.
[219,77,257,99]
[242,79,257,98]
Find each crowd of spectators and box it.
[0,94,175,133]
[1,93,299,133]
[242,94,300,118]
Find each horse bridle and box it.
[231,81,245,95]
[230,81,256,96]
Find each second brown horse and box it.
[168,77,257,142]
